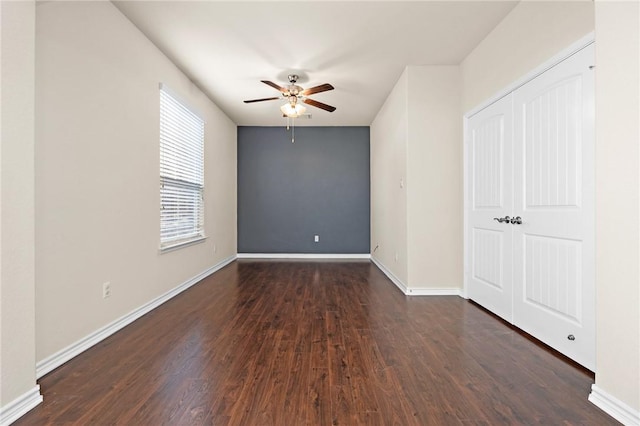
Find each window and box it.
[159,84,205,250]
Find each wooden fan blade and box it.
[261,80,287,93]
[301,83,334,96]
[303,98,336,112]
[243,97,280,104]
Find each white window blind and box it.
[159,86,205,249]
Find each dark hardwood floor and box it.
[17,260,618,425]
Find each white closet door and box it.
[467,94,514,322]
[512,45,595,370]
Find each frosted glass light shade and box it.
[280,103,307,117]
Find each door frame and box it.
[463,32,595,299]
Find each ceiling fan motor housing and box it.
[287,75,303,96]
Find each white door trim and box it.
[464,32,594,119]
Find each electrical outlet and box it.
[103,282,111,299]
[394,253,399,262]
[314,235,319,243]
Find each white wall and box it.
[35,1,237,362]
[0,0,39,409]
[370,70,409,284]
[371,66,461,291]
[406,66,461,290]
[594,0,640,414]
[461,1,595,112]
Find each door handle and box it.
[493,216,511,223]
[510,216,522,225]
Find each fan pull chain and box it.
[284,116,296,143]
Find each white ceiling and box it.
[113,1,518,127]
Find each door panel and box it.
[472,228,504,290]
[513,45,595,370]
[524,76,582,209]
[467,94,513,322]
[523,234,582,323]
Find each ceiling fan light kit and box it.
[280,104,306,118]
[280,96,307,118]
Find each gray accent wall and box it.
[238,126,370,253]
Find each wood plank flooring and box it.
[16,261,618,425]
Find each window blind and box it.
[159,87,205,249]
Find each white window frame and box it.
[159,83,206,251]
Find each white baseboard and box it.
[404,287,462,296]
[371,257,461,296]
[371,257,409,294]
[0,385,42,426]
[589,384,640,425]
[237,253,371,260]
[36,255,236,378]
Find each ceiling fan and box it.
[244,74,336,117]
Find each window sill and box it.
[159,236,207,253]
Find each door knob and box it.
[493,216,511,223]
[510,216,522,225]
